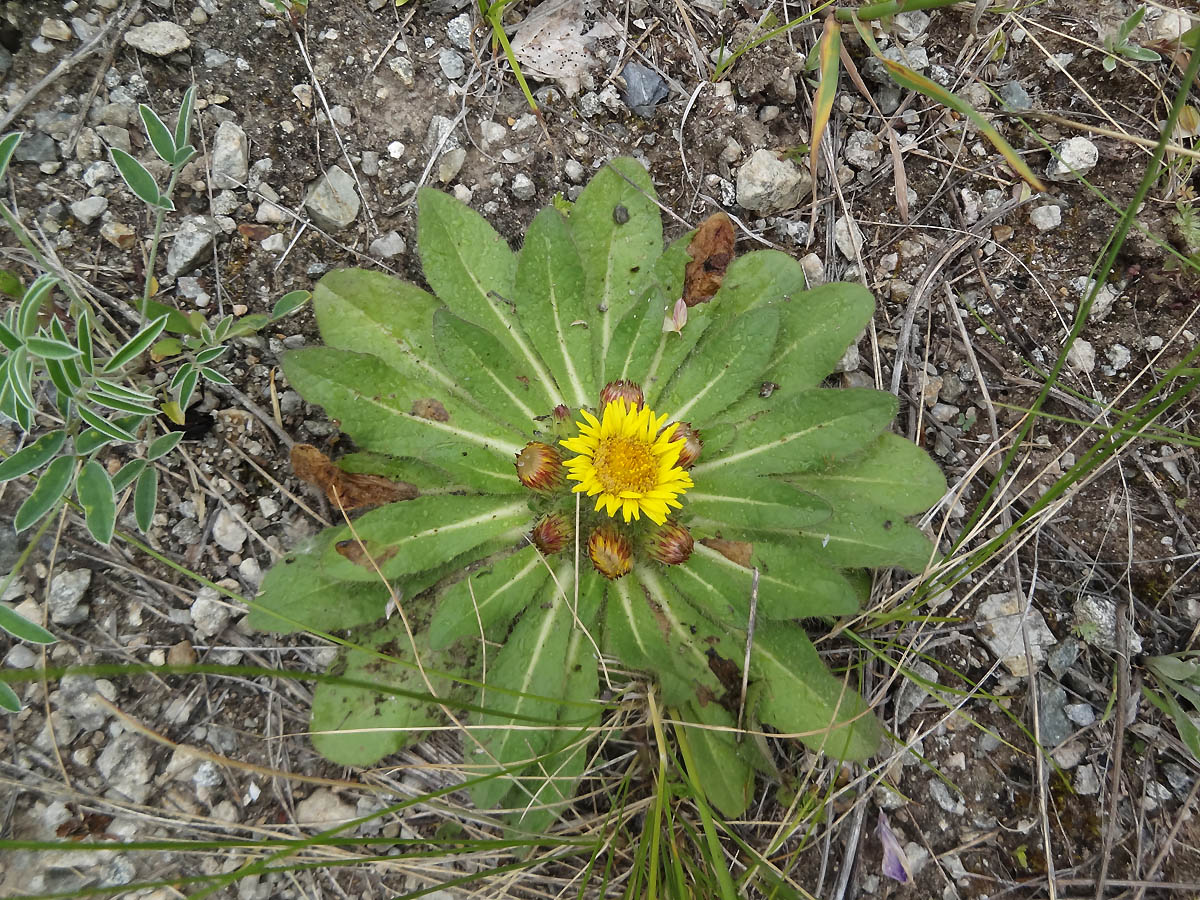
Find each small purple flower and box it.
[877,811,913,884]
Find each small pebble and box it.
[511,173,536,201]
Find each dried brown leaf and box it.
[683,212,735,306]
[291,444,418,510]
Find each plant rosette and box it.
[251,158,945,825]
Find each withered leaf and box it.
[335,539,398,570]
[700,537,753,568]
[683,212,735,307]
[291,444,418,510]
[56,813,114,841]
[411,398,450,422]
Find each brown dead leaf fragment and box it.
[700,537,753,568]
[411,397,450,422]
[335,540,397,570]
[291,444,418,510]
[683,212,735,307]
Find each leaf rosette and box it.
[253,158,945,823]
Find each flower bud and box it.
[588,524,633,579]
[667,422,702,469]
[552,403,571,423]
[648,520,693,566]
[599,379,644,411]
[531,512,573,555]
[515,441,564,492]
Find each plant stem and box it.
[140,167,180,325]
[834,0,964,22]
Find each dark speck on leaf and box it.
[759,382,779,398]
[613,205,629,224]
[883,520,893,530]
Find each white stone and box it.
[893,11,931,42]
[438,48,465,80]
[260,233,286,252]
[304,166,360,231]
[1069,275,1119,321]
[511,173,536,201]
[296,789,357,825]
[211,121,249,189]
[736,149,811,214]
[190,587,232,639]
[124,22,191,56]
[166,215,221,276]
[447,13,473,50]
[49,569,92,624]
[1066,338,1095,373]
[1046,137,1098,182]
[5,644,37,668]
[70,196,109,225]
[1075,764,1101,795]
[96,733,155,804]
[977,590,1057,677]
[1073,594,1143,654]
[1151,10,1195,44]
[800,252,825,286]
[1029,204,1061,231]
[479,120,506,149]
[564,159,584,183]
[213,509,247,552]
[833,214,864,260]
[1106,343,1132,371]
[437,148,465,184]
[844,130,882,169]
[255,199,289,224]
[41,18,73,41]
[369,230,406,258]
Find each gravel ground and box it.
[1,0,1199,897]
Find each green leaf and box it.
[680,701,755,818]
[786,432,946,516]
[74,428,113,455]
[147,431,183,460]
[469,563,579,810]
[24,335,81,360]
[750,620,881,760]
[92,379,157,403]
[611,566,742,706]
[77,307,95,372]
[685,475,831,534]
[658,307,780,425]
[1144,686,1200,763]
[0,132,22,182]
[194,346,225,365]
[1147,655,1200,683]
[271,289,311,319]
[429,545,551,649]
[796,497,936,572]
[321,493,529,583]
[310,616,451,767]
[0,316,20,350]
[309,269,523,439]
[0,430,67,482]
[282,347,523,490]
[247,529,390,634]
[139,104,177,163]
[77,405,138,443]
[14,455,75,532]
[417,188,560,406]
[104,315,168,372]
[134,466,158,532]
[174,85,196,150]
[84,388,157,416]
[77,459,117,544]
[665,539,860,622]
[199,366,231,385]
[567,158,663,385]
[694,388,896,477]
[0,603,56,644]
[0,681,19,713]
[508,596,602,832]
[604,285,675,401]
[111,458,147,493]
[175,366,199,409]
[433,308,544,430]
[110,148,162,207]
[1122,45,1161,62]
[40,356,73,400]
[18,273,58,336]
[512,207,595,407]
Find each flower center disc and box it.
[591,436,659,495]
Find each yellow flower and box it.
[560,398,693,525]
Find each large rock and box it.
[736,149,811,215]
[124,22,190,57]
[211,121,248,189]
[304,166,360,231]
[977,591,1057,677]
